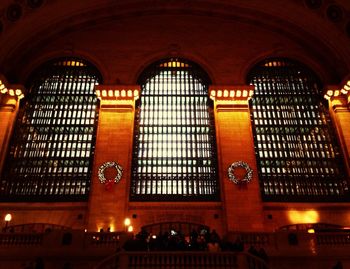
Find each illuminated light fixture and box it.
[210,90,216,97]
[341,88,348,95]
[324,94,331,100]
[326,90,333,96]
[102,90,107,97]
[249,90,254,97]
[347,80,350,86]
[4,213,12,222]
[134,90,139,97]
[223,90,229,97]
[18,94,24,99]
[84,229,87,233]
[9,89,15,96]
[217,90,222,97]
[15,89,22,96]
[0,87,7,94]
[124,218,131,226]
[152,235,157,239]
[236,90,241,97]
[229,90,235,97]
[242,90,248,97]
[121,90,126,97]
[114,90,119,97]
[4,213,12,230]
[127,226,133,232]
[333,90,340,97]
[344,85,350,91]
[127,90,132,97]
[307,228,315,234]
[96,90,101,97]
[0,84,4,90]
[108,90,113,97]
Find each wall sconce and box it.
[124,218,131,232]
[4,213,12,231]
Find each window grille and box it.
[0,58,101,201]
[131,59,219,201]
[248,59,349,201]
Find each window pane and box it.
[131,59,219,201]
[0,58,101,201]
[248,59,348,202]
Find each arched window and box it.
[0,58,102,201]
[248,58,348,201]
[131,58,219,201]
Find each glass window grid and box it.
[0,58,101,201]
[131,59,219,201]
[249,59,349,202]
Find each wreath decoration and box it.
[98,161,123,190]
[227,161,253,184]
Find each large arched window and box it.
[248,58,348,202]
[0,58,102,201]
[131,58,219,201]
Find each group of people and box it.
[122,227,247,253]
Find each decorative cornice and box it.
[209,85,254,108]
[95,84,140,109]
[324,78,350,109]
[0,73,25,101]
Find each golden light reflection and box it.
[287,210,320,223]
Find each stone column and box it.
[325,85,350,175]
[87,85,140,232]
[210,85,264,232]
[0,76,24,175]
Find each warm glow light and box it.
[4,213,12,222]
[223,90,229,97]
[307,229,315,234]
[124,218,131,226]
[102,90,107,97]
[249,90,254,97]
[134,90,139,97]
[84,229,87,232]
[242,90,248,97]
[341,88,347,94]
[210,90,216,97]
[0,87,7,94]
[9,89,15,96]
[96,90,101,97]
[152,235,157,239]
[324,94,330,100]
[108,90,113,97]
[115,90,120,97]
[127,226,133,232]
[344,85,350,91]
[18,94,24,99]
[326,90,333,96]
[0,84,4,90]
[334,90,340,97]
[287,210,319,224]
[121,90,126,97]
[217,90,222,97]
[127,90,132,97]
[236,90,241,97]
[347,80,350,86]
[229,90,235,97]
[15,89,22,96]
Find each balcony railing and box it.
[95,251,269,269]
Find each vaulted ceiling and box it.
[0,0,349,84]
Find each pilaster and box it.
[210,85,264,231]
